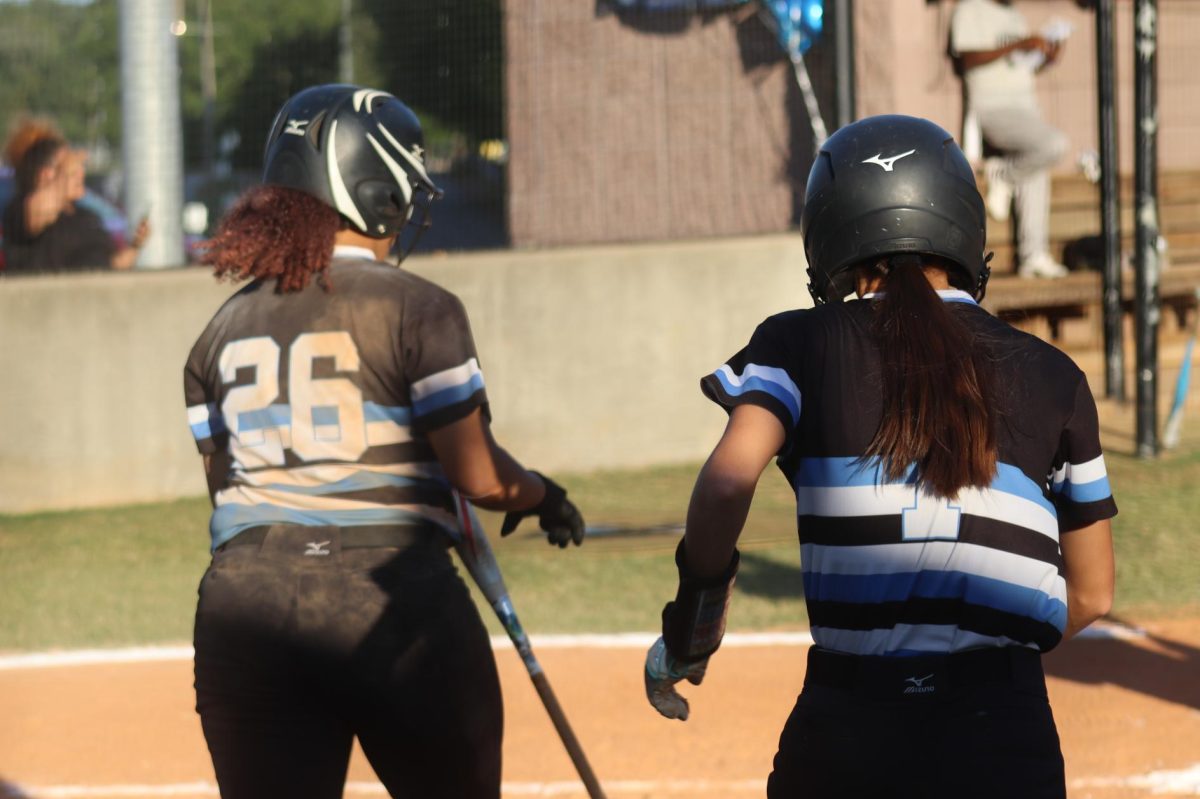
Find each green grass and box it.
[1100,444,1200,615]
[1,449,1197,653]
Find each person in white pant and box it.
[952,0,1070,279]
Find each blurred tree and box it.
[1,0,501,175]
[0,0,120,160]
[177,0,343,170]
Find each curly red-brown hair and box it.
[198,185,342,293]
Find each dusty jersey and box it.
[701,290,1117,656]
[184,246,488,551]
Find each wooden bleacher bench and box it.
[976,169,1200,343]
[982,264,1200,341]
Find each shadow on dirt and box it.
[1043,624,1200,712]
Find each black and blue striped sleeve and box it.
[183,336,224,456]
[403,288,490,433]
[700,315,802,451]
[1050,375,1118,531]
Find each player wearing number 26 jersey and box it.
[183,85,585,799]
[644,116,1116,799]
[185,252,484,551]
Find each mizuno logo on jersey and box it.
[863,149,917,172]
[903,673,936,694]
[305,540,332,556]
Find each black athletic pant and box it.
[193,525,503,799]
[767,646,1066,799]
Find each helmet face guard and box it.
[800,114,990,304]
[393,183,441,262]
[263,84,443,257]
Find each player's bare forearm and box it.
[683,404,785,579]
[1061,519,1115,639]
[426,407,546,512]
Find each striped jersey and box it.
[701,289,1117,656]
[184,245,487,551]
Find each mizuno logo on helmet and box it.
[862,149,917,172]
[284,119,309,136]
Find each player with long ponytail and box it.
[644,115,1116,799]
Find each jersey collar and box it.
[860,289,978,305]
[332,244,378,261]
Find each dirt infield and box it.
[1,618,1198,798]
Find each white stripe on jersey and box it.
[715,363,802,412]
[215,484,459,530]
[800,541,1066,604]
[1050,453,1108,486]
[809,623,1038,656]
[186,403,215,426]
[233,461,445,490]
[187,407,408,447]
[411,358,483,402]
[795,482,1059,541]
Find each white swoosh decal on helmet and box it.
[326,118,368,232]
[352,89,392,113]
[375,122,433,186]
[366,132,414,206]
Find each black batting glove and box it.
[500,472,585,547]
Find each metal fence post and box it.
[1096,0,1124,402]
[833,0,855,130]
[1133,0,1161,457]
[118,0,185,268]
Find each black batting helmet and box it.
[800,114,989,304]
[263,84,442,244]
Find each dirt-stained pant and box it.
[976,106,1070,266]
[193,525,503,799]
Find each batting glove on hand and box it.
[644,636,708,721]
[500,472,585,548]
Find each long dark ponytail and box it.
[861,256,997,499]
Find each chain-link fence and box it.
[0,0,507,259]
[3,1,1199,263]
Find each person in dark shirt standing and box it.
[2,118,148,274]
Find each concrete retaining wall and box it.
[0,236,810,513]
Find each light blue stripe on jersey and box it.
[311,406,339,426]
[210,504,446,551]
[794,457,1056,516]
[711,365,802,426]
[364,402,412,424]
[803,570,1067,629]
[238,404,291,432]
[1050,474,1113,504]
[189,403,226,441]
[413,371,485,419]
[262,472,445,496]
[936,289,978,304]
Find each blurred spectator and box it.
[1,117,149,274]
[951,0,1071,279]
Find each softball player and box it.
[644,115,1116,798]
[184,84,585,799]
